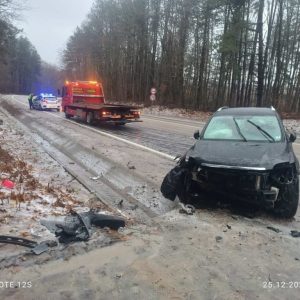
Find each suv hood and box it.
[186,140,295,170]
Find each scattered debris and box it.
[267,226,281,233]
[0,119,3,125]
[90,176,101,181]
[127,161,136,170]
[0,235,37,248]
[117,199,123,207]
[90,211,125,229]
[161,166,187,201]
[215,236,223,242]
[1,179,15,190]
[179,203,195,215]
[31,243,49,255]
[44,239,58,248]
[130,204,138,210]
[30,240,57,255]
[226,224,232,230]
[0,235,59,255]
[41,210,125,244]
[290,230,300,238]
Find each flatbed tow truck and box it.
[61,81,142,125]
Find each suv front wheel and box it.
[273,176,299,218]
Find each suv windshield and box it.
[203,115,282,142]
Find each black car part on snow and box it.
[160,165,187,201]
[0,236,58,255]
[0,235,37,248]
[41,210,125,244]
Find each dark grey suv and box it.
[161,107,299,218]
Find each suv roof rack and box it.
[217,106,229,112]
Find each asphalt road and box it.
[5,94,300,160]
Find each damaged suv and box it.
[161,107,299,218]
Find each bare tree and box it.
[62,0,300,112]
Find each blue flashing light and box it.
[40,93,54,97]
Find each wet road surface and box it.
[6,95,300,158]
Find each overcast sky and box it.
[18,0,94,66]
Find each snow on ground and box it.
[143,105,212,121]
[0,108,107,257]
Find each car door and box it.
[33,96,41,109]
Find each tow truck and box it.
[61,81,142,125]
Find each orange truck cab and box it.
[61,81,141,125]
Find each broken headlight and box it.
[270,164,296,186]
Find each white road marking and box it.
[10,95,300,153]
[11,96,176,160]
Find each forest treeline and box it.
[63,0,300,112]
[0,0,41,94]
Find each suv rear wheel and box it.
[65,112,71,119]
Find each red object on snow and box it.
[1,179,15,189]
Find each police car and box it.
[32,93,61,111]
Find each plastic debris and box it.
[1,179,15,189]
[179,203,195,215]
[267,226,281,233]
[291,230,300,238]
[215,236,223,242]
[41,210,125,244]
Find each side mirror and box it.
[194,130,200,140]
[289,132,296,143]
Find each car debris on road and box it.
[179,203,195,215]
[127,161,136,170]
[215,236,223,242]
[0,235,57,255]
[41,210,125,244]
[266,226,281,233]
[290,230,300,237]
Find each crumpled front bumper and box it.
[161,159,298,208]
[191,165,279,205]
